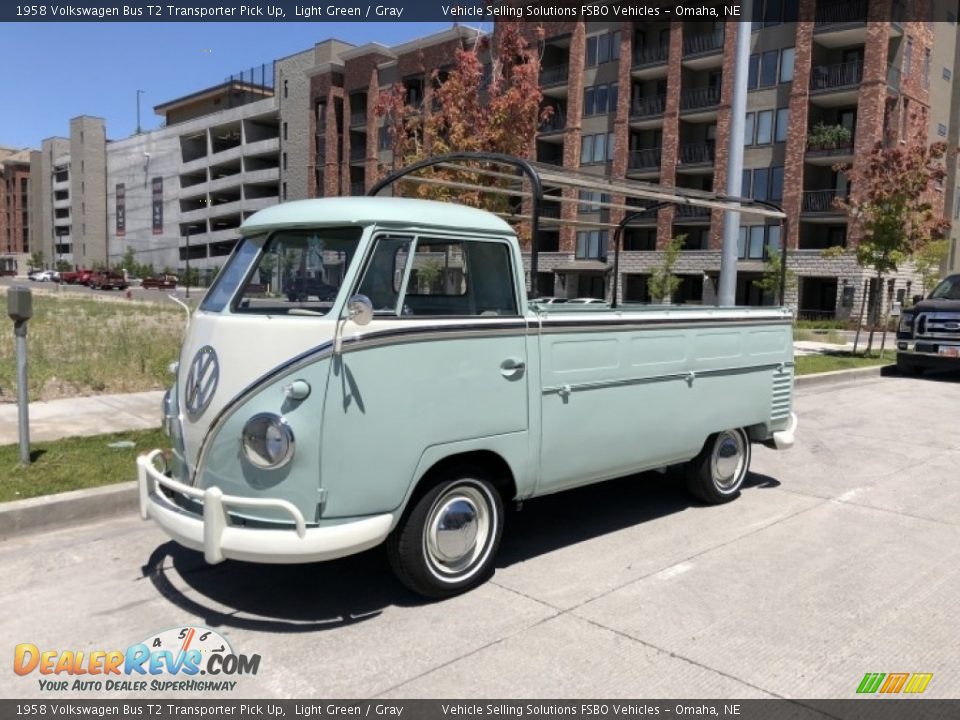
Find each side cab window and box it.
[357,234,518,317]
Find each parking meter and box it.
[8,286,31,464]
[8,286,33,335]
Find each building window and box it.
[938,123,948,137]
[744,112,755,145]
[742,166,784,202]
[779,48,795,83]
[770,166,784,201]
[576,230,608,259]
[585,31,621,67]
[583,83,618,116]
[756,110,774,144]
[923,50,930,88]
[904,37,913,78]
[283,122,288,141]
[578,191,610,213]
[580,133,614,164]
[283,152,288,170]
[282,182,287,200]
[283,79,288,98]
[775,107,790,142]
[759,50,779,87]
[944,67,952,81]
[738,225,780,259]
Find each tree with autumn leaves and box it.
[830,138,951,354]
[373,23,551,226]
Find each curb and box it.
[0,364,899,540]
[795,363,893,389]
[0,481,137,540]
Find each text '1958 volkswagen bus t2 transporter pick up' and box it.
[137,155,798,598]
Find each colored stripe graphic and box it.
[903,673,933,694]
[879,673,910,693]
[857,673,886,694]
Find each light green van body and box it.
[139,197,795,565]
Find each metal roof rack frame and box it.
[369,152,789,307]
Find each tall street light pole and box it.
[718,12,752,307]
[136,90,145,134]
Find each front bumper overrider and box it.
[137,449,393,565]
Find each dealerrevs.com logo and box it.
[14,626,260,693]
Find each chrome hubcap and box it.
[712,430,746,491]
[425,484,492,579]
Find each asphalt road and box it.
[0,277,207,306]
[2,374,959,700]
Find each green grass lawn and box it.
[0,428,167,502]
[794,350,894,376]
[0,290,184,402]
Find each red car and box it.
[140,275,178,290]
[89,271,128,290]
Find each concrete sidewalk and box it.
[0,390,163,445]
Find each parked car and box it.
[897,273,960,375]
[89,271,128,291]
[28,270,59,282]
[141,274,179,290]
[531,297,568,304]
[285,276,339,302]
[566,297,607,304]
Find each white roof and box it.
[240,196,514,236]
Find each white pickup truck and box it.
[138,155,797,598]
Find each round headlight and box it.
[241,413,295,469]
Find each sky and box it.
[0,22,475,150]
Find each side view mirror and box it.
[347,294,373,326]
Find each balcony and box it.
[801,189,848,218]
[674,204,712,221]
[540,64,569,96]
[809,61,862,106]
[805,135,855,166]
[813,0,867,47]
[632,44,669,79]
[349,110,367,128]
[680,86,721,119]
[677,142,716,170]
[630,95,666,125]
[628,148,662,177]
[682,30,725,69]
[539,113,566,136]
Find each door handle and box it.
[500,358,526,377]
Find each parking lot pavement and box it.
[1,374,958,700]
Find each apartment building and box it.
[28,117,108,271]
[303,12,960,319]
[0,147,31,275]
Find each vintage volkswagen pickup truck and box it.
[138,158,797,598]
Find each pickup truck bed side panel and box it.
[536,315,793,494]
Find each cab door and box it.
[318,234,530,519]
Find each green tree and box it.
[834,138,951,353]
[912,238,950,295]
[648,235,684,303]
[28,251,44,271]
[752,249,796,304]
[55,260,73,273]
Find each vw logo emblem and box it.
[184,346,219,418]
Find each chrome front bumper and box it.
[136,449,394,565]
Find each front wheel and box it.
[387,470,504,598]
[685,428,751,504]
